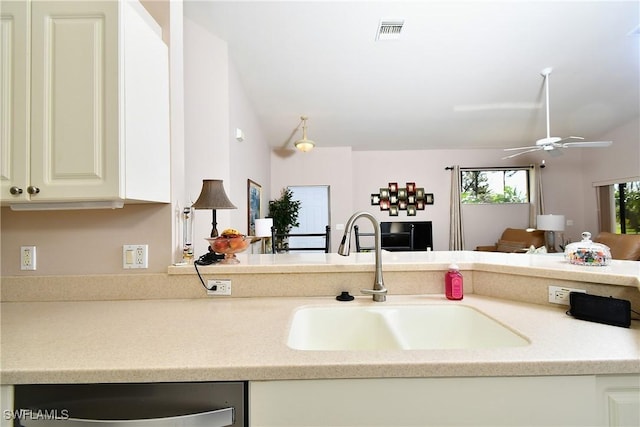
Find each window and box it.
[460,168,530,204]
[597,179,640,234]
[614,181,639,234]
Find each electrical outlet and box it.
[123,245,148,269]
[548,285,586,305]
[20,246,36,270]
[207,279,232,296]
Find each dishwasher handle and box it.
[19,402,234,427]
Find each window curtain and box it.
[596,185,613,232]
[449,165,465,250]
[529,164,545,228]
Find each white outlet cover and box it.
[123,245,148,269]
[20,246,36,270]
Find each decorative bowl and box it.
[205,235,253,264]
[564,232,611,266]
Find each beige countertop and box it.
[1,294,639,385]
[169,251,640,288]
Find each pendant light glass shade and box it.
[294,116,315,152]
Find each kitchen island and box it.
[1,251,638,426]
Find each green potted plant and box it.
[268,188,301,252]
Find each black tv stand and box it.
[354,221,433,252]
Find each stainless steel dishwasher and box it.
[12,382,246,426]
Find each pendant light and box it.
[294,116,315,152]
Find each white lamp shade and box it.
[255,218,273,237]
[537,214,565,231]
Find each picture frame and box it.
[407,204,417,216]
[425,193,434,205]
[247,179,262,235]
[389,205,399,216]
[371,194,380,205]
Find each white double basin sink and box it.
[287,304,529,351]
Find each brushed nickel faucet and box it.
[338,211,387,302]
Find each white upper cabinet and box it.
[0,0,170,208]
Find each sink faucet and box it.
[338,211,387,302]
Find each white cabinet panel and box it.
[30,1,119,201]
[0,1,29,202]
[597,375,640,427]
[251,376,599,427]
[1,0,169,208]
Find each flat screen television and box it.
[380,221,433,251]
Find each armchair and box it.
[593,232,640,260]
[476,228,545,253]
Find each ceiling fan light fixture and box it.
[294,116,315,152]
[295,138,315,152]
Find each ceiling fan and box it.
[502,68,612,159]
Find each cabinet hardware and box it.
[9,186,23,195]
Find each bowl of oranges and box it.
[205,228,254,264]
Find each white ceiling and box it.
[184,1,639,152]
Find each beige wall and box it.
[1,204,172,276]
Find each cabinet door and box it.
[597,375,640,427]
[30,1,120,201]
[0,1,29,203]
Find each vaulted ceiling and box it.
[185,1,639,152]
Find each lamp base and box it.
[545,230,558,253]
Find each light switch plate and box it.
[123,244,148,269]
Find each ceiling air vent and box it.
[376,19,404,41]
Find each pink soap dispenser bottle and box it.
[445,263,464,300]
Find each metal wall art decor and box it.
[371,182,433,216]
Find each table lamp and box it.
[537,214,565,253]
[254,218,273,254]
[192,179,237,239]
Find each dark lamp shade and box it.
[192,179,237,210]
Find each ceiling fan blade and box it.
[561,140,613,148]
[503,145,538,152]
[557,136,585,144]
[501,147,541,159]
